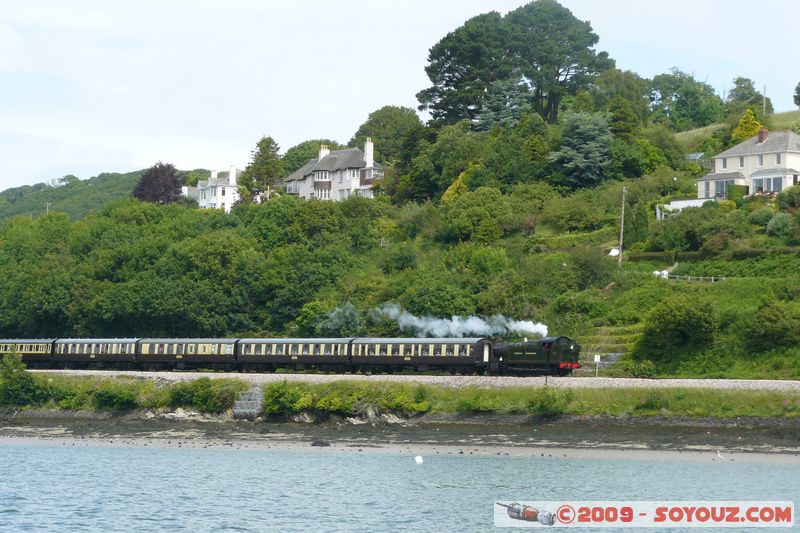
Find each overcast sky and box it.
[1,0,798,190]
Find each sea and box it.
[1,442,797,532]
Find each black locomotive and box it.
[0,336,581,375]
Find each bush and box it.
[748,207,775,227]
[169,377,244,413]
[94,383,138,410]
[626,359,658,378]
[750,301,800,348]
[766,213,792,238]
[635,294,716,360]
[526,388,573,418]
[0,354,49,406]
[776,186,800,211]
[262,381,308,415]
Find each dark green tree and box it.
[505,0,613,124]
[649,69,724,130]
[238,136,283,202]
[549,112,612,188]
[475,78,532,130]
[416,11,512,125]
[607,96,640,139]
[281,139,343,175]
[795,82,800,107]
[349,106,424,164]
[132,162,182,204]
[726,77,773,118]
[589,69,651,122]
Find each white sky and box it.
[1,0,798,190]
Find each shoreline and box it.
[3,409,800,459]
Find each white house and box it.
[696,129,800,199]
[182,165,241,213]
[284,138,382,201]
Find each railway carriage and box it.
[53,338,138,365]
[138,338,236,367]
[237,338,350,368]
[349,337,494,372]
[0,339,55,365]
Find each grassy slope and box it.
[674,110,800,149]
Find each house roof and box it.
[697,171,745,181]
[284,148,382,182]
[750,167,800,177]
[685,152,705,160]
[715,131,800,158]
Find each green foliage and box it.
[649,68,724,131]
[349,106,424,165]
[635,293,716,360]
[625,359,658,378]
[549,112,612,188]
[730,108,763,143]
[475,78,533,130]
[93,382,138,410]
[726,77,772,119]
[750,300,800,348]
[748,207,776,227]
[776,186,800,211]
[238,136,284,202]
[168,377,246,413]
[795,81,800,108]
[440,187,510,242]
[0,354,48,405]
[766,213,792,238]
[417,0,612,125]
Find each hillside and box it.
[675,109,800,150]
[0,168,211,222]
[0,171,798,380]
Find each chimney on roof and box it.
[757,128,769,143]
[364,137,374,168]
[319,145,330,160]
[229,165,238,186]
[211,170,218,180]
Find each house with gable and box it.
[181,165,241,213]
[284,138,382,201]
[696,128,800,199]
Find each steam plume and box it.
[374,304,547,338]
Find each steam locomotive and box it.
[0,335,581,376]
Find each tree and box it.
[589,69,651,122]
[416,11,512,125]
[607,96,640,139]
[649,69,724,130]
[726,77,772,118]
[349,106,424,164]
[475,78,532,130]
[282,139,343,176]
[730,108,763,143]
[794,82,800,108]
[132,162,182,204]
[238,136,283,202]
[505,0,614,124]
[549,112,612,188]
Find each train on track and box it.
[0,336,582,376]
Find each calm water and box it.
[1,443,797,532]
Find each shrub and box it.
[526,388,573,418]
[262,381,308,415]
[0,354,49,406]
[169,377,244,413]
[776,186,800,211]
[93,382,138,410]
[635,294,716,360]
[626,359,658,378]
[766,213,792,238]
[749,301,800,348]
[748,207,775,227]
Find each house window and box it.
[758,154,763,166]
[776,153,782,165]
[351,169,357,178]
[753,177,783,194]
[221,188,225,196]
[721,158,727,169]
[714,179,734,197]
[739,156,744,167]
[704,181,710,198]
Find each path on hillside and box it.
[31,370,800,392]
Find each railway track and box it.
[30,369,800,392]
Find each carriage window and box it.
[211,344,218,354]
[158,344,165,354]
[379,344,387,356]
[433,345,442,356]
[324,344,332,355]
[314,344,321,355]
[243,344,252,355]
[301,344,309,355]
[275,344,283,355]
[225,344,233,354]
[290,344,298,355]
[445,344,455,356]
[176,344,184,355]
[188,344,195,354]
[419,345,428,356]
[120,344,127,354]
[465,346,472,357]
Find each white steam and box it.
[375,304,548,338]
